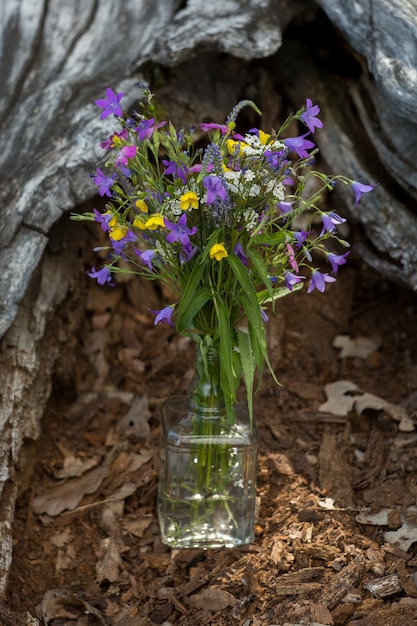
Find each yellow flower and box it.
[227,138,248,156]
[180,191,199,211]
[135,199,149,213]
[132,216,146,229]
[144,214,165,230]
[209,243,228,261]
[109,224,128,241]
[111,134,123,147]
[258,130,271,145]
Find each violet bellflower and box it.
[135,248,157,272]
[150,305,175,327]
[95,87,124,119]
[233,242,248,266]
[203,175,228,204]
[164,213,197,247]
[327,251,350,274]
[320,211,346,235]
[92,168,115,197]
[300,99,323,134]
[87,266,115,286]
[162,159,188,184]
[351,181,377,206]
[284,271,305,291]
[93,208,112,232]
[307,270,336,293]
[283,134,315,159]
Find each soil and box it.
[4,246,417,626]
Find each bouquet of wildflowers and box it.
[76,85,375,420]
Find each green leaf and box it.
[213,296,235,404]
[177,287,212,330]
[247,248,273,297]
[176,261,205,332]
[257,281,303,305]
[237,329,254,423]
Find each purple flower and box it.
[278,201,293,214]
[92,168,115,197]
[293,230,312,248]
[87,266,115,286]
[261,309,269,323]
[328,251,350,273]
[284,271,305,291]
[100,128,129,151]
[150,305,175,327]
[283,134,315,159]
[136,118,166,141]
[180,244,198,264]
[233,241,248,266]
[320,211,346,235]
[93,208,112,232]
[95,88,124,119]
[351,181,377,206]
[265,150,288,172]
[162,159,188,183]
[199,122,228,134]
[115,145,137,167]
[300,99,323,134]
[307,270,336,293]
[203,175,228,204]
[164,213,197,247]
[135,248,157,271]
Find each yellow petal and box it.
[135,199,149,213]
[258,130,270,145]
[209,243,228,261]
[180,191,199,211]
[144,214,165,230]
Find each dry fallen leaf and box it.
[333,334,381,359]
[319,380,414,431]
[32,446,122,516]
[187,586,239,611]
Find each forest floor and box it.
[5,245,417,626]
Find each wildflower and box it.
[115,145,137,168]
[209,243,228,261]
[92,168,115,197]
[300,99,323,134]
[203,176,228,204]
[136,118,165,141]
[140,214,165,230]
[165,213,197,247]
[320,211,346,235]
[95,87,124,119]
[135,248,157,271]
[286,243,298,272]
[87,266,115,286]
[135,199,149,213]
[284,271,305,291]
[180,191,199,211]
[278,201,294,214]
[151,305,175,327]
[328,251,350,274]
[199,122,228,134]
[307,270,336,293]
[226,139,247,157]
[180,244,198,264]
[100,128,129,150]
[261,309,269,323]
[293,230,312,248]
[351,181,377,206]
[109,223,129,241]
[93,208,113,232]
[283,134,315,159]
[233,242,248,266]
[163,159,188,184]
